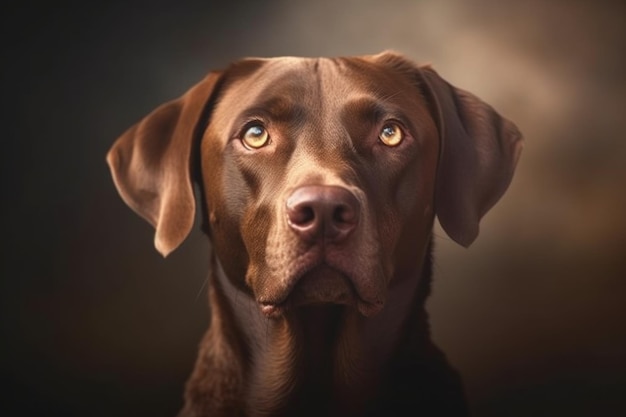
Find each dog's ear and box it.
[106,72,222,257]
[420,66,523,247]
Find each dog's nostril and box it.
[334,204,357,225]
[292,206,315,226]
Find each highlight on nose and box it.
[286,185,360,243]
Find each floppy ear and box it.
[420,67,523,247]
[106,72,222,257]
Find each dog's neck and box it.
[205,241,434,416]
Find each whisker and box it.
[377,89,404,104]
[195,276,208,302]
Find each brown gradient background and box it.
[2,1,625,416]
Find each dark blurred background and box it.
[2,1,625,416]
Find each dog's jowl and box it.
[107,52,522,417]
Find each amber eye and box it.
[378,123,403,147]
[242,124,269,149]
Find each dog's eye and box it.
[378,123,404,147]
[242,125,270,149]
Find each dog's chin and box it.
[291,266,355,307]
[260,265,384,319]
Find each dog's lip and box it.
[259,296,384,319]
[259,301,285,318]
[258,263,384,318]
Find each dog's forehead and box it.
[217,55,421,117]
[211,56,425,145]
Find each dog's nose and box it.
[286,185,360,243]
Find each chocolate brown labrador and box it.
[107,51,522,417]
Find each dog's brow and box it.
[238,96,307,124]
[348,97,385,119]
[376,89,406,105]
[341,96,408,125]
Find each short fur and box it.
[107,51,522,417]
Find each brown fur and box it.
[107,51,522,417]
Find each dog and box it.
[107,51,522,417]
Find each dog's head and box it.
[107,52,522,318]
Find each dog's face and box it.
[107,52,522,319]
[202,56,440,317]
